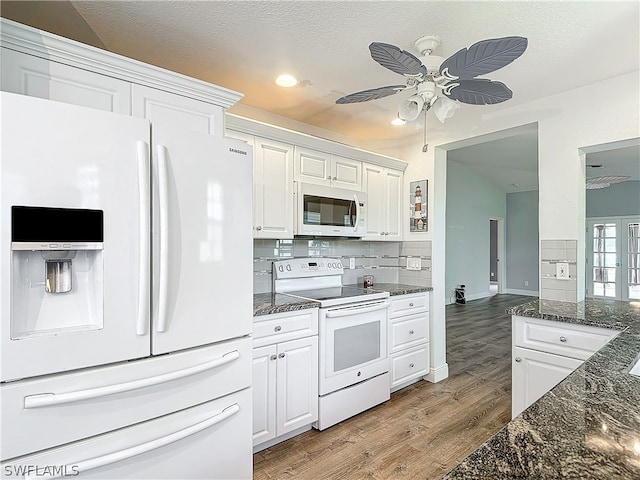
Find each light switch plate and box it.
[406,257,422,271]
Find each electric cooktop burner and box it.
[283,286,388,307]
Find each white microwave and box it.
[295,183,367,237]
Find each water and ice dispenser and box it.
[11,206,104,338]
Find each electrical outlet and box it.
[349,257,356,269]
[524,281,529,287]
[556,262,570,280]
[406,257,422,271]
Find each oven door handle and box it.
[325,301,389,318]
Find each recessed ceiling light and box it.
[275,74,298,87]
[391,116,406,126]
[511,183,520,187]
[586,164,603,168]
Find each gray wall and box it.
[490,219,498,282]
[586,181,640,217]
[506,190,539,293]
[446,160,506,302]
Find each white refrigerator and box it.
[0,92,253,479]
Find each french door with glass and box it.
[586,216,640,300]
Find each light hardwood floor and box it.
[253,294,531,479]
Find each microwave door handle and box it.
[353,194,360,231]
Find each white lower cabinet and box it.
[252,309,318,450]
[389,292,430,391]
[511,315,619,418]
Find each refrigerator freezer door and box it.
[1,337,251,461]
[1,387,252,479]
[151,124,253,354]
[0,92,151,382]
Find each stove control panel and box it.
[272,257,344,279]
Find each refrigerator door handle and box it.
[23,350,241,409]
[24,403,241,480]
[155,144,170,333]
[136,141,150,336]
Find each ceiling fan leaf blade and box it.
[440,36,528,80]
[336,85,406,104]
[444,79,513,105]
[369,42,427,77]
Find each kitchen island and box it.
[443,298,640,479]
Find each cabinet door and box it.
[362,163,385,239]
[1,48,131,114]
[254,137,294,238]
[295,147,331,186]
[331,156,362,191]
[384,169,403,240]
[131,84,222,136]
[512,346,582,419]
[276,336,319,436]
[252,345,277,446]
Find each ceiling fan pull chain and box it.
[422,108,429,153]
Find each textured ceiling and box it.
[2,1,638,191]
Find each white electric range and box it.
[273,258,391,430]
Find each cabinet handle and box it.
[409,303,414,307]
[409,330,415,334]
[515,357,522,362]
[559,336,567,343]
[409,363,415,368]
[278,353,285,359]
[270,355,277,361]
[327,175,332,179]
[333,176,337,180]
[274,325,282,332]
[256,226,262,231]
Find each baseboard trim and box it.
[504,288,538,296]
[424,363,449,383]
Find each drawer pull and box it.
[559,336,567,343]
[24,351,240,409]
[274,326,282,332]
[409,330,415,334]
[409,363,415,368]
[515,357,522,363]
[409,303,414,307]
[278,353,285,359]
[270,355,277,361]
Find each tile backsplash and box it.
[540,239,578,303]
[254,239,432,293]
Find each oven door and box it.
[319,300,389,395]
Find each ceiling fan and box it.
[336,35,528,124]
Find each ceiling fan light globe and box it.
[434,96,461,123]
[398,95,424,122]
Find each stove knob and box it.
[286,265,292,271]
[278,265,284,272]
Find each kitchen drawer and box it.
[389,293,428,318]
[390,344,430,389]
[253,308,318,347]
[1,337,251,461]
[513,316,619,360]
[390,313,428,353]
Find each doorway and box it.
[586,216,640,300]
[489,218,504,295]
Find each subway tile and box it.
[541,248,567,261]
[541,240,567,249]
[540,288,567,302]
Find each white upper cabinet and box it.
[295,147,362,191]
[1,48,131,114]
[363,163,403,241]
[131,84,222,135]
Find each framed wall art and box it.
[409,179,427,232]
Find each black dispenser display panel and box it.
[12,206,104,242]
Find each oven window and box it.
[333,321,380,371]
[303,195,354,227]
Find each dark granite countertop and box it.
[253,293,319,317]
[443,298,640,479]
[344,282,433,296]
[254,283,431,316]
